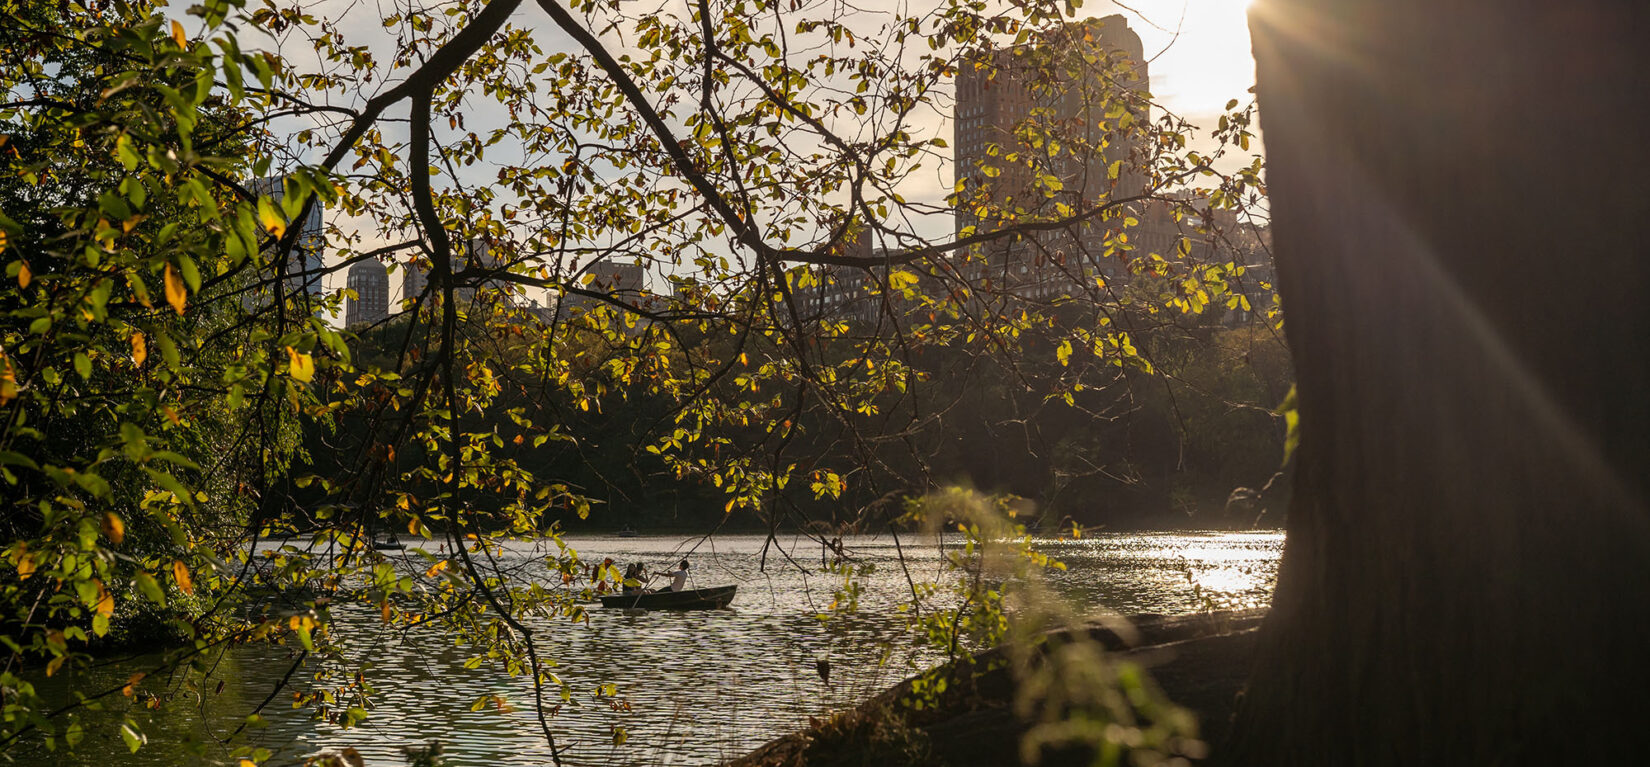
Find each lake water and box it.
[28,530,1282,766]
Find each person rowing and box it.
[654,559,690,593]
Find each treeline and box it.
[299,302,1292,536]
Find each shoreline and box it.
[728,610,1265,767]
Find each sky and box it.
[203,0,1263,305]
[1120,0,1260,127]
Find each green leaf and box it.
[1278,384,1301,466]
[120,722,145,753]
[144,467,196,506]
[135,571,167,607]
[0,451,40,471]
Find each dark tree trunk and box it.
[1230,1,1650,763]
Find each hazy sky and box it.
[207,0,1262,302]
[1119,0,1259,128]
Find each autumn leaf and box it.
[130,333,147,366]
[286,346,314,383]
[258,197,287,236]
[0,356,16,404]
[16,262,29,288]
[103,512,125,544]
[172,559,194,594]
[95,580,115,617]
[164,263,186,314]
[170,19,186,47]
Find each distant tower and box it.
[560,257,646,315]
[953,15,1149,285]
[251,177,326,305]
[345,260,389,328]
[401,256,428,311]
[399,237,502,311]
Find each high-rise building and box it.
[401,257,427,310]
[399,237,505,310]
[345,260,389,328]
[251,177,326,306]
[560,258,647,316]
[791,223,880,324]
[954,16,1150,288]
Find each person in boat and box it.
[656,559,689,593]
[621,563,645,595]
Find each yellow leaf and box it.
[95,580,115,617]
[0,357,16,404]
[171,19,186,47]
[888,270,920,291]
[286,346,314,383]
[172,559,194,594]
[164,264,186,315]
[425,559,449,578]
[16,552,35,580]
[103,512,125,544]
[131,333,147,367]
[239,760,256,767]
[257,197,286,236]
[123,672,146,697]
[16,262,29,288]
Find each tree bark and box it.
[1230,1,1650,763]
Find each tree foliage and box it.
[1,0,1270,760]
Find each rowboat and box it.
[599,585,737,610]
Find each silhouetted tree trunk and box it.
[1231,1,1650,763]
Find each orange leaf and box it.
[95,580,115,617]
[123,672,147,697]
[16,262,29,288]
[102,512,125,544]
[130,333,147,367]
[164,264,186,315]
[170,19,186,47]
[425,559,449,578]
[0,357,15,404]
[172,560,194,594]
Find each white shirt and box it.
[667,567,688,592]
